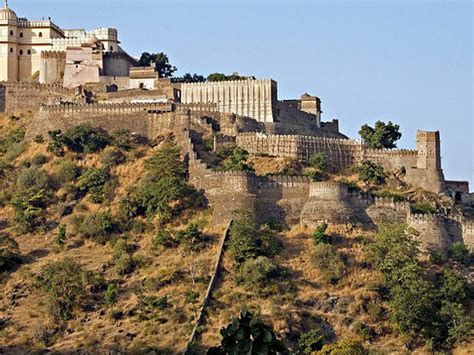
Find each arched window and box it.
[19,49,23,55]
[19,32,23,38]
[9,30,13,36]
[9,48,13,53]
[38,32,43,37]
[27,49,31,55]
[110,46,113,51]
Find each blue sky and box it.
[12,0,474,186]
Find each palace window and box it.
[19,32,23,38]
[110,46,113,51]
[9,30,13,36]
[27,49,31,55]
[9,48,13,53]
[19,49,23,55]
[38,32,43,37]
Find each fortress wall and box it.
[103,52,136,77]
[407,213,451,254]
[0,82,75,113]
[363,149,418,172]
[39,51,66,84]
[254,175,311,225]
[181,79,277,123]
[445,217,474,252]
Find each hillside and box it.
[0,113,472,354]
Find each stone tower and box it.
[416,130,441,170]
[415,130,445,193]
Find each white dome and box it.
[0,6,17,21]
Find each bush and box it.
[311,244,346,283]
[87,272,106,292]
[77,168,110,203]
[104,283,119,306]
[175,223,206,251]
[153,230,177,250]
[50,124,111,154]
[55,159,80,184]
[319,339,367,354]
[410,201,436,215]
[76,211,114,244]
[238,256,279,294]
[33,134,44,144]
[54,224,67,247]
[208,310,286,354]
[448,242,470,265]
[100,146,126,168]
[0,233,21,273]
[113,239,134,275]
[353,160,385,186]
[0,127,25,155]
[312,223,330,245]
[36,258,85,320]
[32,154,47,166]
[298,329,325,354]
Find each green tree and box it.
[221,147,254,172]
[354,160,385,186]
[359,120,402,149]
[238,256,279,295]
[176,223,206,251]
[138,52,177,78]
[228,209,263,264]
[448,242,470,265]
[36,258,86,320]
[172,73,206,83]
[309,153,328,171]
[77,168,110,203]
[208,310,286,354]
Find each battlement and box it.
[176,103,218,112]
[0,81,73,93]
[181,78,275,87]
[39,101,174,114]
[364,148,418,157]
[41,51,66,59]
[407,213,445,223]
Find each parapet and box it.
[41,51,66,59]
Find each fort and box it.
[0,2,471,254]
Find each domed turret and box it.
[0,2,17,21]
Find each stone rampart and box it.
[407,213,451,254]
[0,82,76,113]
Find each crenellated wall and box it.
[407,213,451,254]
[0,81,75,113]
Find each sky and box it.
[11,0,474,187]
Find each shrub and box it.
[353,321,375,342]
[410,201,436,215]
[311,244,346,283]
[319,339,367,354]
[208,310,286,354]
[55,159,80,184]
[184,290,199,304]
[113,239,134,275]
[353,160,385,186]
[0,127,25,155]
[0,233,21,273]
[238,256,279,294]
[153,230,177,250]
[77,168,110,203]
[36,258,85,320]
[298,329,325,354]
[54,224,67,247]
[87,271,106,292]
[32,154,47,166]
[312,223,330,245]
[61,124,111,153]
[448,242,470,265]
[175,223,206,251]
[100,146,126,168]
[76,211,114,244]
[104,283,119,306]
[228,209,263,264]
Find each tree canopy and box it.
[138,52,177,78]
[359,120,402,149]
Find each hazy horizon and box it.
[11,0,473,187]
